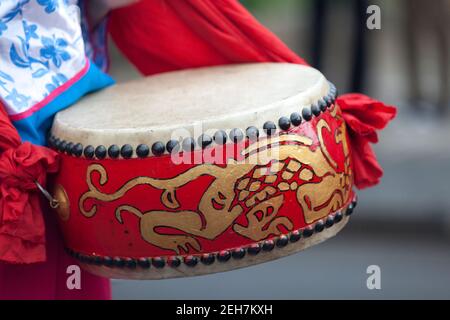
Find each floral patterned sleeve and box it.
[0,0,114,145]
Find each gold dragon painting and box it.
[79,106,353,254]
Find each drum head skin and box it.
[50,63,357,279]
[52,63,328,148]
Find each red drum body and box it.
[49,63,356,279]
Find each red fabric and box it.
[337,94,397,189]
[0,105,60,264]
[0,208,111,300]
[109,0,306,75]
[0,103,21,150]
[0,105,110,298]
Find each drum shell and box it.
[50,104,355,278]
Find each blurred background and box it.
[109,0,450,299]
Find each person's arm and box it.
[88,0,140,28]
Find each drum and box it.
[49,63,356,279]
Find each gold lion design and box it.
[79,106,352,254]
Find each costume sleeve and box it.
[0,0,114,145]
[0,1,112,264]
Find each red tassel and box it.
[337,94,396,189]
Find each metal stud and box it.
[262,239,275,251]
[290,112,302,126]
[136,144,150,158]
[120,144,133,159]
[311,103,321,117]
[315,220,325,233]
[214,130,227,145]
[278,117,291,131]
[325,95,333,108]
[54,138,61,150]
[247,243,261,255]
[198,134,213,149]
[345,203,354,216]
[124,258,137,269]
[289,230,301,243]
[276,235,289,248]
[231,248,246,259]
[334,211,343,223]
[166,140,180,154]
[84,145,95,159]
[182,137,196,152]
[72,143,83,157]
[95,145,107,159]
[325,215,335,228]
[263,121,277,136]
[113,257,125,267]
[108,145,120,158]
[184,255,198,267]
[48,136,56,148]
[151,141,165,156]
[246,126,260,141]
[302,226,314,238]
[59,140,67,152]
[137,258,151,268]
[65,142,74,155]
[229,128,244,143]
[200,254,215,265]
[217,250,231,262]
[152,257,165,268]
[319,99,328,112]
[103,256,113,267]
[302,108,312,121]
[167,256,181,268]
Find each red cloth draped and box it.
[109,0,306,75]
[0,104,60,264]
[337,94,397,189]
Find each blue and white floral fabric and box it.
[0,0,114,145]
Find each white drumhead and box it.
[51,63,330,150]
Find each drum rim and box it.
[48,81,338,159]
